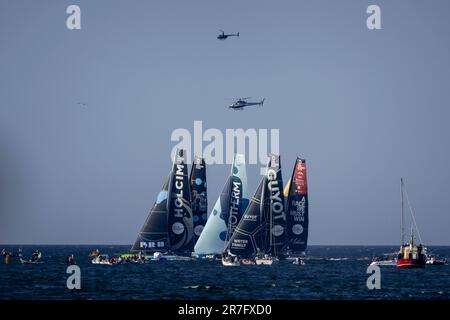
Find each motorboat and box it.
[91,254,113,265]
[255,254,278,265]
[426,255,448,265]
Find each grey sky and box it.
[1,0,450,245]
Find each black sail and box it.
[226,178,266,258]
[167,149,194,253]
[286,158,309,253]
[264,154,287,254]
[131,175,170,253]
[189,156,208,243]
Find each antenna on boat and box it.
[403,183,423,244]
[410,224,414,245]
[400,178,404,248]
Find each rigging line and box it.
[403,185,423,244]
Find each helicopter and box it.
[217,30,239,40]
[228,97,265,110]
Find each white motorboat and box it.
[221,255,240,266]
[370,258,397,266]
[19,251,43,264]
[426,255,448,265]
[91,254,112,265]
[255,255,278,265]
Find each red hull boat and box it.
[397,258,425,269]
[396,178,426,269]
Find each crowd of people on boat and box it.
[1,248,15,257]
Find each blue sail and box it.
[194,154,249,254]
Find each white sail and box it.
[194,154,249,254]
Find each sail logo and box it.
[140,241,164,248]
[243,214,258,221]
[267,176,285,220]
[292,224,304,235]
[294,161,307,194]
[194,156,204,169]
[231,238,248,248]
[272,225,284,237]
[171,121,279,174]
[173,164,187,218]
[292,198,306,220]
[267,167,286,236]
[228,181,242,237]
[172,222,185,235]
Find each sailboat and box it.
[224,154,286,266]
[194,154,249,257]
[396,178,426,269]
[190,156,208,244]
[284,158,309,261]
[257,154,286,265]
[130,149,195,259]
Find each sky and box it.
[1,0,450,245]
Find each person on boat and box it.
[31,250,41,262]
[67,254,75,265]
[138,251,144,262]
[89,249,100,257]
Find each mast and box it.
[400,178,404,247]
[410,225,414,246]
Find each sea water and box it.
[0,245,449,300]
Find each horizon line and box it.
[1,243,450,247]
